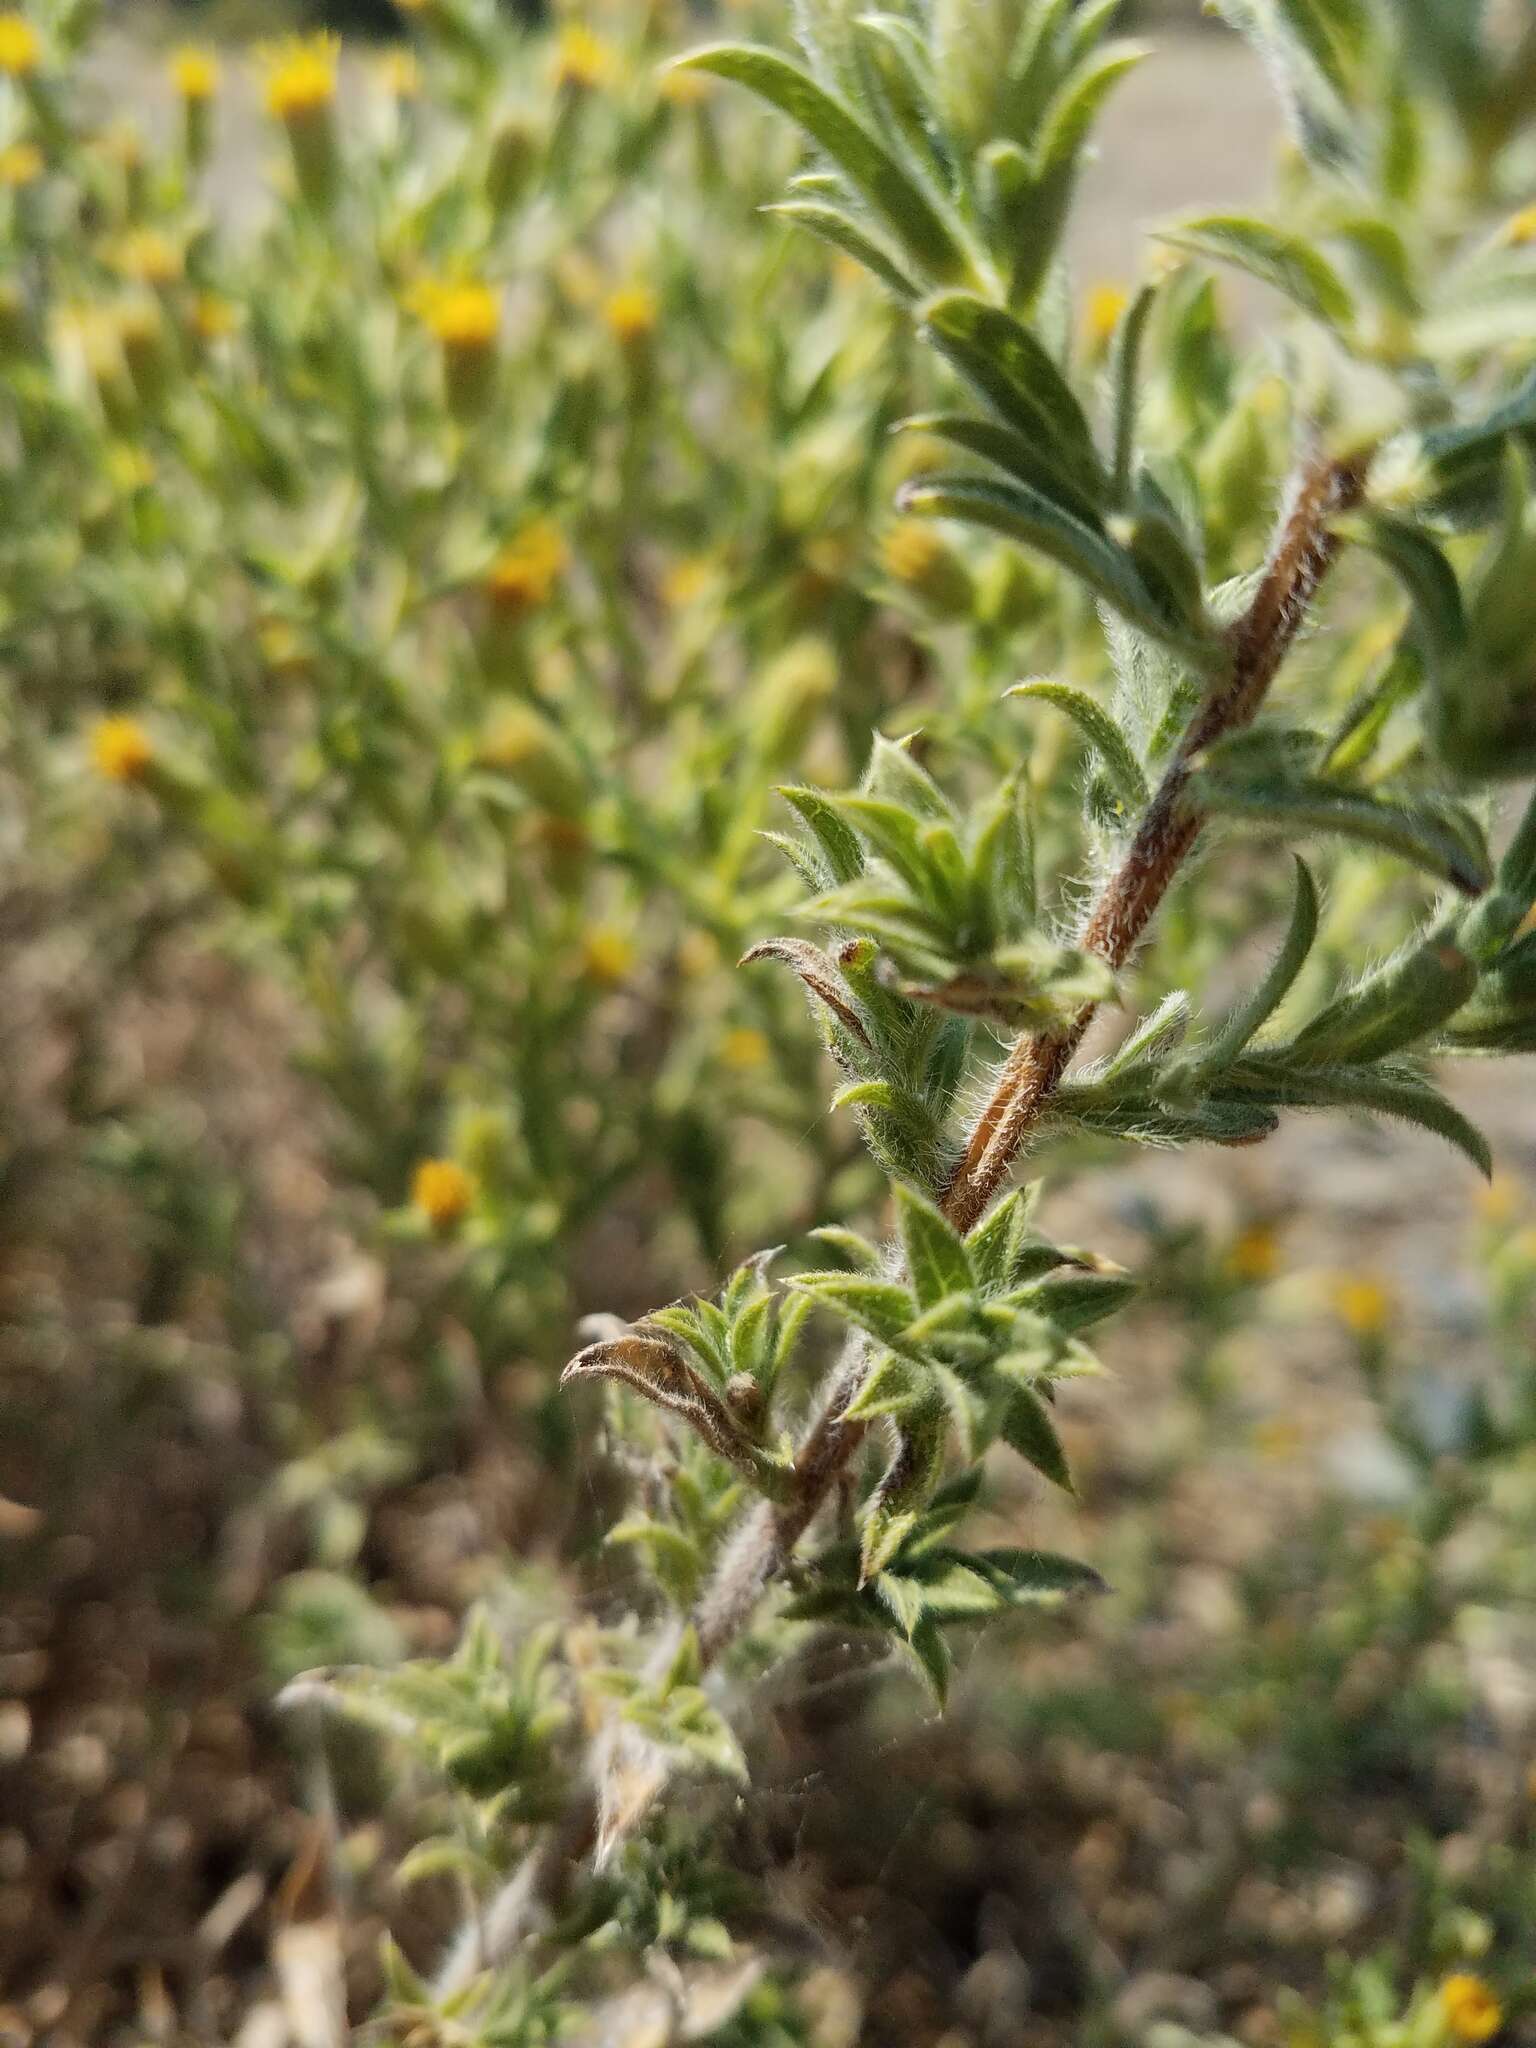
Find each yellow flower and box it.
[90,716,153,784]
[419,279,499,353]
[170,46,219,102]
[604,283,658,345]
[486,519,567,613]
[554,24,612,90]
[720,1027,769,1072]
[105,442,155,493]
[113,228,182,286]
[1440,1975,1502,2045]
[261,34,340,122]
[1329,1271,1394,1337]
[581,927,636,988]
[411,1158,476,1231]
[1227,1223,1280,1284]
[1084,282,1128,348]
[190,293,238,342]
[0,139,40,186]
[0,13,41,78]
[661,555,713,609]
[1500,204,1536,248]
[881,519,946,587]
[1477,1174,1521,1224]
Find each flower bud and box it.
[261,35,340,211]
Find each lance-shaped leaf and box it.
[1156,214,1356,329]
[1167,856,1319,1085]
[562,1330,788,1489]
[861,1397,948,1583]
[1213,1057,1493,1176]
[899,411,1105,528]
[741,937,871,1046]
[1189,768,1492,895]
[791,1271,918,1350]
[777,783,866,886]
[1108,282,1157,497]
[670,45,974,285]
[916,292,1105,497]
[1284,923,1477,1064]
[997,1383,1072,1490]
[960,1546,1107,1603]
[767,200,920,300]
[1007,678,1149,809]
[1342,513,1467,663]
[898,474,1187,646]
[895,1183,973,1310]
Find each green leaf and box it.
[899,411,1104,528]
[1343,514,1466,662]
[778,784,867,885]
[906,1614,952,1704]
[1019,1270,1136,1334]
[917,292,1104,494]
[895,1184,973,1310]
[1036,42,1148,171]
[997,1383,1073,1489]
[767,200,920,300]
[673,44,973,284]
[1218,1058,1493,1176]
[1173,856,1319,1080]
[899,474,1183,645]
[965,1184,1041,1291]
[792,1272,917,1347]
[808,1225,883,1271]
[844,1349,925,1420]
[1157,214,1356,329]
[1285,925,1477,1064]
[1006,678,1149,809]
[1108,283,1157,497]
[965,1546,1107,1601]
[1191,771,1492,895]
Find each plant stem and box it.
[693,441,1371,1658]
[447,449,1377,1979]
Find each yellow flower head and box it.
[661,555,713,609]
[0,13,41,78]
[1227,1223,1280,1284]
[1085,282,1129,348]
[1440,1975,1502,2045]
[412,1157,476,1230]
[190,293,238,342]
[720,1026,769,1072]
[554,24,612,90]
[1330,1271,1394,1337]
[604,283,658,345]
[261,34,340,122]
[114,228,182,286]
[1501,204,1536,248]
[486,519,567,614]
[881,519,945,586]
[581,926,636,988]
[0,139,40,186]
[90,716,153,784]
[418,279,499,353]
[170,46,219,102]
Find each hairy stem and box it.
[692,441,1371,1657]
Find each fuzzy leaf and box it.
[1191,771,1492,895]
[997,1383,1073,1489]
[768,200,920,300]
[1157,214,1356,328]
[1006,679,1149,809]
[917,292,1104,494]
[895,1184,974,1310]
[674,44,973,284]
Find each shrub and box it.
[6,0,1536,2037]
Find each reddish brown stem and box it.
[692,443,1370,1665]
